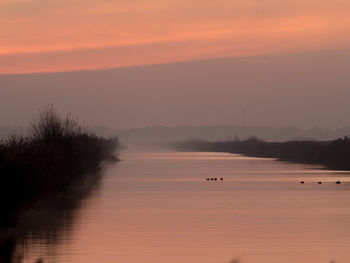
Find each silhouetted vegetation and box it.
[0,106,119,229]
[0,169,105,263]
[171,137,350,170]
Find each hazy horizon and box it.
[1,49,350,129]
[3,1,350,262]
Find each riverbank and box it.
[0,106,119,229]
[171,137,350,170]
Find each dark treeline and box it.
[0,106,119,230]
[171,137,350,170]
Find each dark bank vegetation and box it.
[171,137,350,170]
[0,105,119,228]
[0,169,105,263]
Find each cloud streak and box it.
[1,0,350,73]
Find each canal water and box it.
[20,150,350,263]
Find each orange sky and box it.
[1,0,350,74]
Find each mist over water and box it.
[2,0,350,261]
[7,149,350,263]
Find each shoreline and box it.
[170,137,350,171]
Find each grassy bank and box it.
[171,137,350,170]
[0,106,119,228]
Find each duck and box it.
[214,178,217,181]
[317,181,322,184]
[220,178,224,181]
[300,181,304,184]
[206,178,210,181]
[336,181,341,184]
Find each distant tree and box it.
[30,105,82,142]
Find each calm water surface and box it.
[23,150,350,263]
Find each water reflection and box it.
[0,166,107,263]
[2,151,350,263]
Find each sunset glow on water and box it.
[21,150,350,263]
[2,1,350,262]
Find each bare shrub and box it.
[30,105,82,142]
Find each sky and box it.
[1,50,350,129]
[1,1,350,130]
[1,0,350,74]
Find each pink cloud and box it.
[1,0,350,73]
